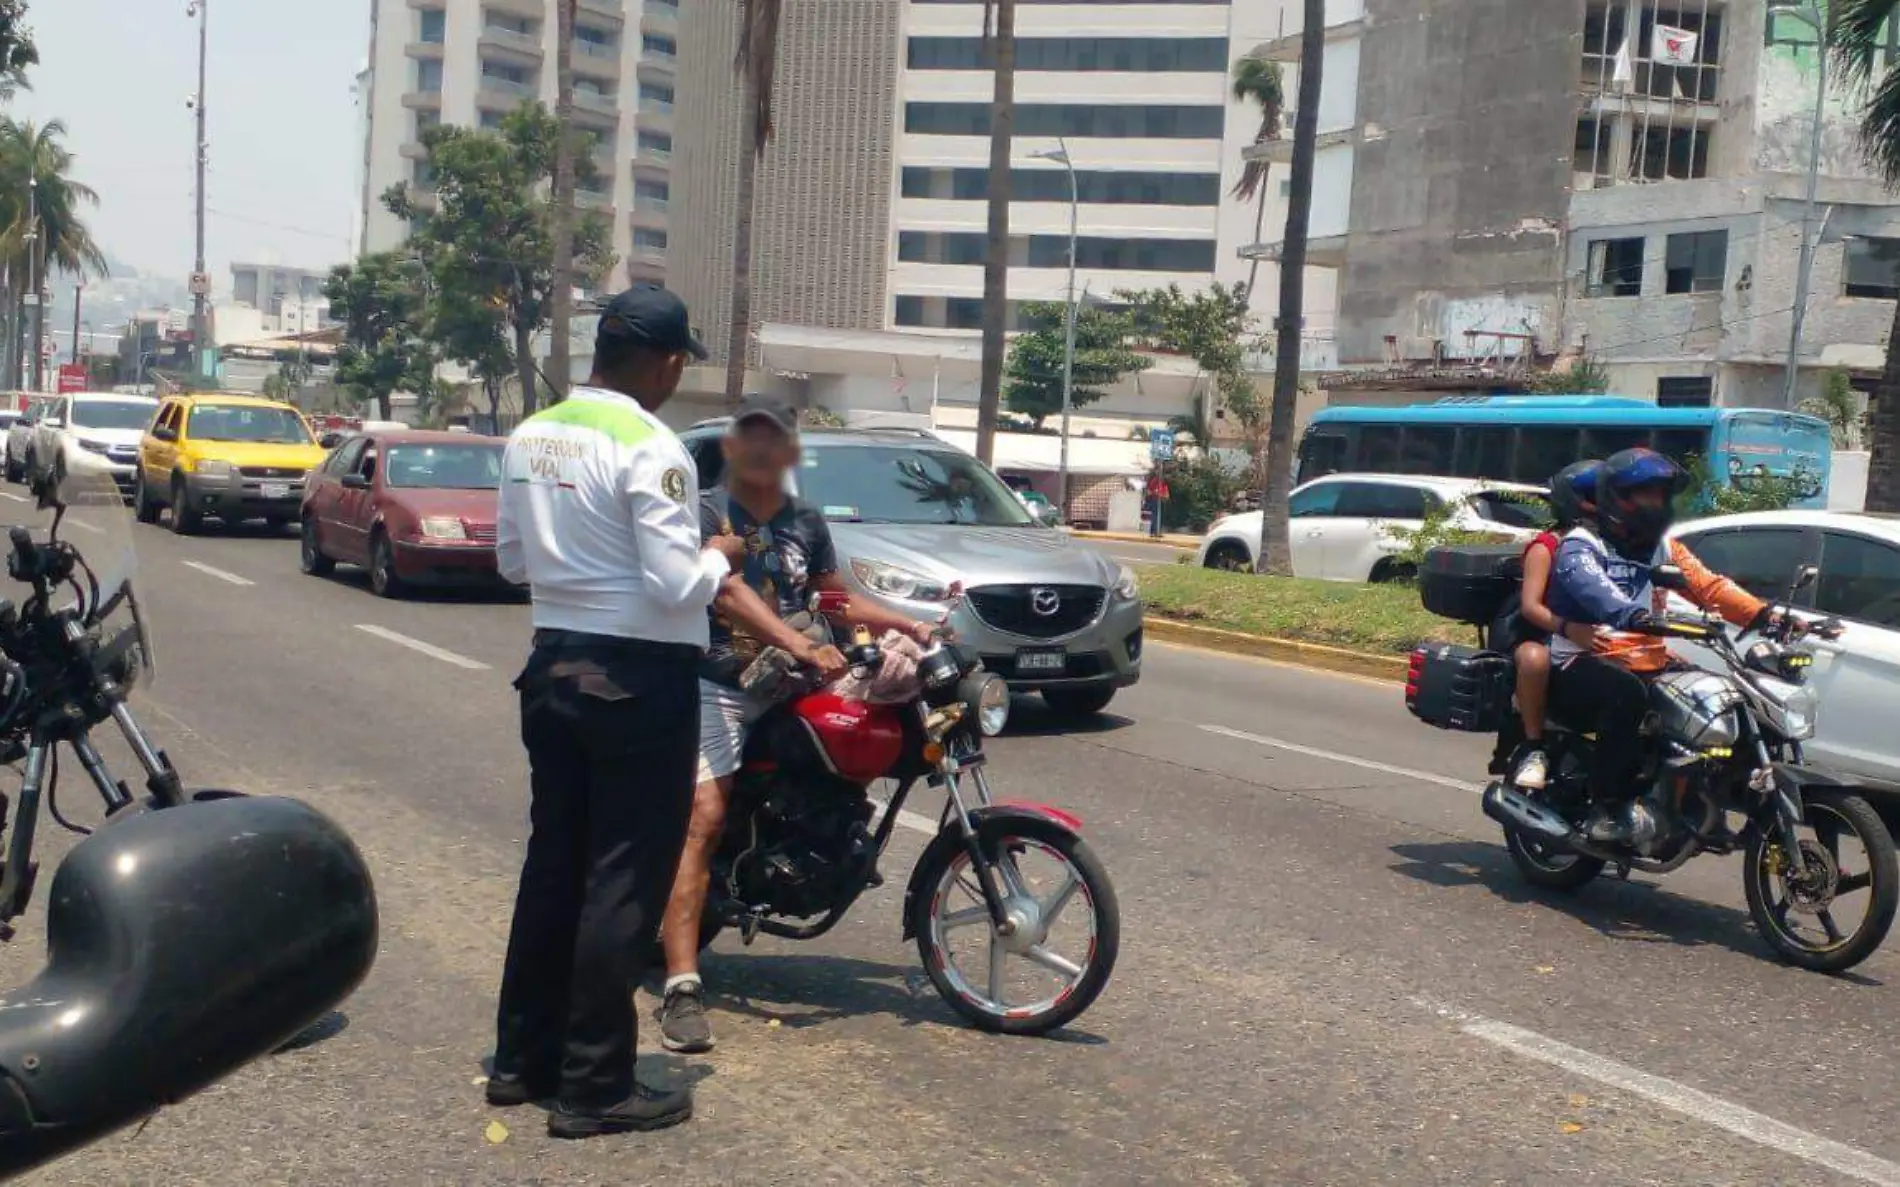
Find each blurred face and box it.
[1620,484,1670,512]
[722,419,798,488]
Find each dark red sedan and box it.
[299,429,516,598]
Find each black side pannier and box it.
[1405,643,1513,732]
[1419,544,1524,626]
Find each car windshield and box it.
[384,443,503,490]
[1469,490,1553,530]
[188,404,312,444]
[797,443,1035,526]
[71,401,155,431]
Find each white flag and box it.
[1651,23,1699,66]
[1610,35,1634,88]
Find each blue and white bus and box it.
[1298,396,1833,508]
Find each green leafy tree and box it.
[1678,454,1814,517]
[1801,367,1863,449]
[427,286,514,428]
[1230,56,1286,298]
[1161,452,1248,534]
[1831,1,1900,509]
[1003,301,1149,430]
[385,104,613,417]
[0,1,34,101]
[260,352,314,402]
[1527,357,1611,394]
[1122,282,1264,447]
[324,253,435,421]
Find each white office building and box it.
[357,0,679,287]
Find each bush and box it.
[1380,502,1517,577]
[1161,453,1247,533]
[1678,454,1813,517]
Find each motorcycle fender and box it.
[899,805,1084,942]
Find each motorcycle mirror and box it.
[0,795,378,1177]
[1790,564,1820,596]
[1650,564,1690,592]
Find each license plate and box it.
[260,482,290,500]
[1015,648,1066,674]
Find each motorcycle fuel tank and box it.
[0,794,379,1177]
[791,692,907,784]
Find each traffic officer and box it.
[487,284,746,1140]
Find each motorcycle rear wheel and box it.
[1503,826,1605,893]
[908,813,1119,1037]
[1744,790,1899,973]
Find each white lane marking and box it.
[871,796,940,837]
[181,559,253,586]
[1443,1006,1900,1186]
[65,519,102,534]
[353,623,492,671]
[1198,723,1484,793]
[0,491,27,503]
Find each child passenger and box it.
[1507,461,1605,790]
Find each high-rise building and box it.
[357,0,681,288]
[672,0,1302,366]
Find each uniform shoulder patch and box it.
[661,467,689,502]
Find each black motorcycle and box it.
[0,465,378,1177]
[1412,548,1899,973]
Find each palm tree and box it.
[726,0,783,408]
[1836,1,1900,509]
[974,0,1015,465]
[1230,56,1286,299]
[0,119,105,389]
[547,0,579,403]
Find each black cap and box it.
[597,284,708,360]
[732,392,798,435]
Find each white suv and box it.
[1195,474,1551,582]
[29,393,158,496]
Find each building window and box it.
[637,129,673,155]
[893,296,1033,331]
[1656,376,1713,407]
[1631,122,1710,180]
[907,37,1228,73]
[1845,237,1900,299]
[1664,229,1726,294]
[414,111,440,138]
[416,58,444,94]
[639,81,675,104]
[633,228,668,252]
[479,110,505,129]
[633,178,669,201]
[899,166,1218,206]
[1574,117,1613,184]
[898,231,1216,272]
[1585,236,1644,297]
[905,102,1224,139]
[418,8,446,44]
[641,34,677,57]
[1583,4,1724,103]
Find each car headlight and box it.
[419,516,467,541]
[850,557,954,602]
[1113,563,1139,601]
[76,438,109,455]
[1755,675,1819,741]
[194,459,235,480]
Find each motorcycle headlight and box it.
[850,558,954,603]
[1112,564,1139,601]
[962,672,1010,737]
[418,516,467,541]
[1755,675,1819,741]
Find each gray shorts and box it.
[696,679,769,784]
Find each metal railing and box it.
[480,26,542,54]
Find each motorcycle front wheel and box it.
[1744,790,1900,973]
[908,813,1119,1037]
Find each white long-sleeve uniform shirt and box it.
[496,386,728,646]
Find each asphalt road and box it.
[10,519,1900,1185]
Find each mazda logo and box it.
[1030,587,1061,617]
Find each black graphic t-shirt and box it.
[699,486,838,687]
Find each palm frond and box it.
[1833,0,1900,184]
[735,0,783,155]
[1229,57,1284,199]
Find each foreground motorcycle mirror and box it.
[1790,564,1820,596]
[0,795,378,1177]
[1650,564,1690,592]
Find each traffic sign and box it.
[56,363,88,394]
[1149,428,1176,461]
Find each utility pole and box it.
[1030,140,1077,519]
[548,0,578,403]
[188,0,214,388]
[71,283,82,368]
[1773,2,1828,410]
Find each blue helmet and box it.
[1548,460,1601,529]
[1598,447,1686,553]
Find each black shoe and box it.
[657,983,715,1054]
[548,1082,694,1139]
[484,1072,556,1108]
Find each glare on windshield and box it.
[71,401,158,432]
[796,444,1034,527]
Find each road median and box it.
[1135,564,1459,683]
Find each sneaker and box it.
[484,1072,555,1108]
[1512,748,1549,791]
[548,1082,694,1139]
[657,983,715,1054]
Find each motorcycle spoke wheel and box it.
[1744,792,1900,973]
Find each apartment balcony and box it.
[480,0,542,19]
[631,244,668,266]
[637,52,676,83]
[479,26,544,65]
[632,145,671,169]
[405,0,447,10]
[637,98,674,126]
[1249,9,1364,63]
[576,187,615,210]
[399,141,430,162]
[628,198,668,229]
[1237,233,1347,269]
[573,88,619,115]
[641,0,679,35]
[475,76,539,112]
[405,40,445,62]
[574,39,621,80]
[578,0,625,28]
[402,90,444,112]
[1243,127,1353,165]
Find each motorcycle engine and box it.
[728,776,877,920]
[1648,670,1745,753]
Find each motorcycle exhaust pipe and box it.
[1482,780,1575,843]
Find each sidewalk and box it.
[1071,528,1202,548]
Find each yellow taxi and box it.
[135,394,329,534]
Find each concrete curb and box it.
[1143,617,1408,683]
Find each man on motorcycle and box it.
[1545,447,1781,843]
[655,394,941,1054]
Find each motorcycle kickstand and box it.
[738,910,764,947]
[1614,861,1633,882]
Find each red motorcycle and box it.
[693,595,1119,1036]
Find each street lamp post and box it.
[24,176,39,391]
[1773,2,1827,411]
[1030,139,1078,521]
[187,0,214,387]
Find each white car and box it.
[4,397,52,484]
[28,393,158,496]
[1195,474,1551,583]
[1666,509,1900,792]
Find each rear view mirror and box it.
[151,426,177,443]
[1790,564,1820,595]
[341,473,370,490]
[0,796,376,1176]
[318,431,344,449]
[1651,564,1690,592]
[40,418,62,430]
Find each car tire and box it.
[368,532,404,599]
[169,476,202,536]
[300,517,335,577]
[1042,687,1117,719]
[133,472,161,525]
[4,453,20,484]
[1203,541,1252,572]
[1370,559,1417,584]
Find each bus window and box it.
[1582,426,1650,458]
[1453,427,1512,479]
[1299,431,1349,480]
[1514,427,1582,484]
[1400,426,1456,475]
[1361,425,1402,472]
[1652,428,1708,467]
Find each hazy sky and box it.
[12,0,370,281]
